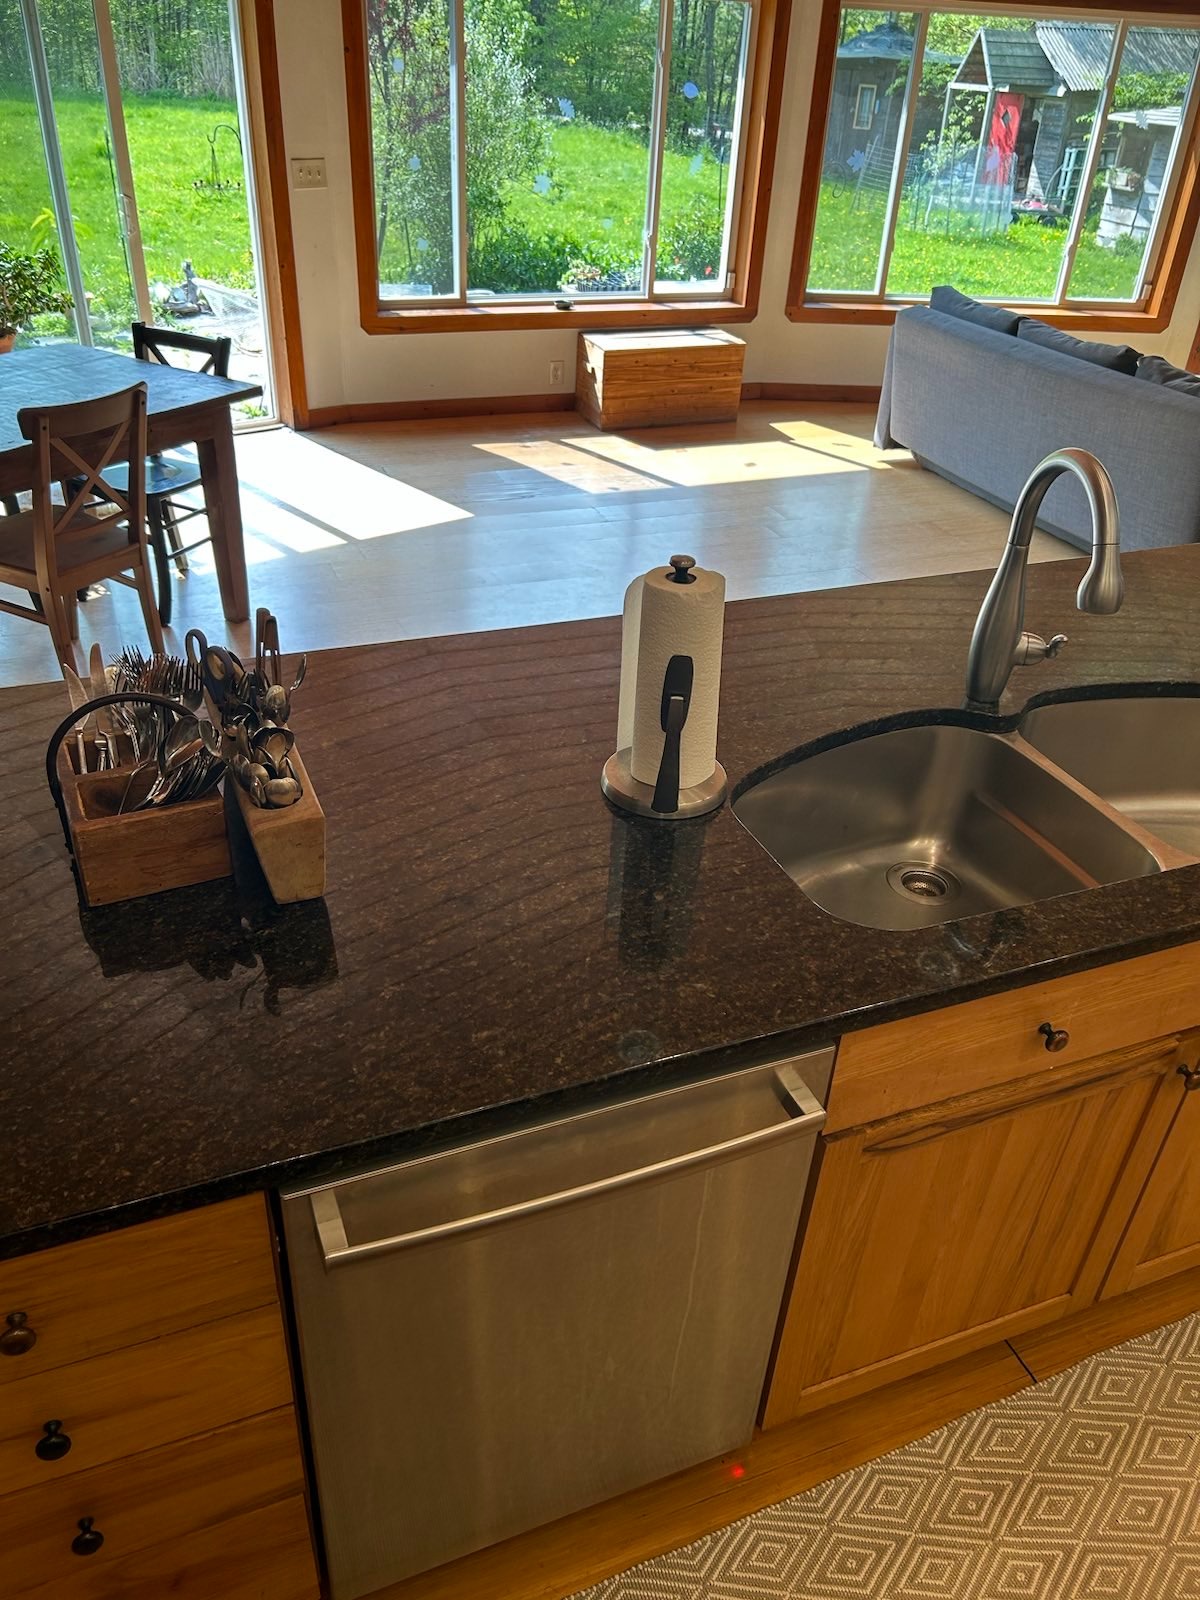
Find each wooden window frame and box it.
[341,0,793,334]
[786,0,1200,335]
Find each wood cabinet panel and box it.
[828,942,1200,1132]
[1104,1037,1200,1297]
[21,1494,318,1600]
[0,1409,306,1594]
[764,1041,1183,1428]
[0,1305,293,1497]
[0,1196,277,1385]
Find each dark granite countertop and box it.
[2,548,1199,1260]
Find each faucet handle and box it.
[1015,631,1068,666]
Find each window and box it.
[853,83,876,131]
[343,0,786,330]
[790,4,1200,326]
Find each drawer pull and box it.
[36,1420,72,1462]
[1,1310,37,1356]
[1038,1022,1070,1053]
[1179,1062,1200,1092]
[71,1518,104,1557]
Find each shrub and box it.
[654,201,723,283]
[469,229,577,293]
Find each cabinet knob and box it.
[71,1517,104,1557]
[1038,1022,1070,1053]
[0,1311,37,1356]
[36,1420,72,1462]
[1179,1062,1200,1092]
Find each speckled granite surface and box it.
[1,548,1198,1259]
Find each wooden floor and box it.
[0,402,1072,687]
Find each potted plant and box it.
[0,244,73,352]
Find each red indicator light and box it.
[730,1463,746,1480]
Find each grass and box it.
[810,182,1145,303]
[501,120,730,267]
[0,93,253,343]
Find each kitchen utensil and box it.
[62,662,91,772]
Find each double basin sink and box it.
[733,690,1200,931]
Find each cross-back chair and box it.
[0,383,162,673]
[99,320,233,626]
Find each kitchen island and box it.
[2,548,1199,1600]
[2,546,1199,1258]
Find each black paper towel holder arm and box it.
[601,649,727,822]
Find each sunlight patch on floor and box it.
[473,438,667,494]
[558,431,876,488]
[236,429,472,540]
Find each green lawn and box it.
[0,93,253,342]
[502,121,730,275]
[810,183,1145,304]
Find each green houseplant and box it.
[0,244,73,351]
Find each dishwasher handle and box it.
[311,1066,825,1269]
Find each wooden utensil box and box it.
[57,741,231,907]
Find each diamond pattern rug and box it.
[573,1314,1200,1600]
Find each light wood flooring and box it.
[0,402,1072,687]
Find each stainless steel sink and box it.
[1021,694,1200,857]
[733,723,1162,931]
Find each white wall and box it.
[273,0,1200,412]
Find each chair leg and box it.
[162,500,190,574]
[40,585,78,675]
[65,589,80,641]
[146,499,173,628]
[134,555,166,656]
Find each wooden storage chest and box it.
[576,329,745,429]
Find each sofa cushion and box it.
[1017,319,1140,375]
[930,285,1021,336]
[1136,353,1200,399]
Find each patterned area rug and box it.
[574,1315,1200,1600]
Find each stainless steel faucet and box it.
[965,447,1123,711]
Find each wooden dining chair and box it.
[0,383,162,673]
[98,321,233,627]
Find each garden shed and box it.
[945,21,1200,219]
[825,20,950,181]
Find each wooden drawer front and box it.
[0,1304,292,1497]
[1,1408,307,1595]
[828,941,1200,1132]
[21,1494,318,1600]
[0,1195,277,1384]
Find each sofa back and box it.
[882,306,1200,553]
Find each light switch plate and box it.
[291,157,328,189]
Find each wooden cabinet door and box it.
[1103,1034,1200,1298]
[763,1039,1184,1429]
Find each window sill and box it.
[360,297,756,335]
[788,298,1172,335]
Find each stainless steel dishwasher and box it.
[282,1049,830,1600]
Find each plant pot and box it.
[0,330,16,354]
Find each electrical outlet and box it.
[291,157,328,190]
[549,359,566,387]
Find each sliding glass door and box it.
[0,0,274,417]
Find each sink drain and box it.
[886,862,961,904]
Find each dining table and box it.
[0,342,262,624]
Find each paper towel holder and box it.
[602,652,728,821]
[602,748,728,820]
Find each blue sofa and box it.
[874,304,1200,552]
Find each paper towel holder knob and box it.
[667,555,697,584]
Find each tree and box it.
[367,0,549,289]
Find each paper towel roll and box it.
[616,558,725,791]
